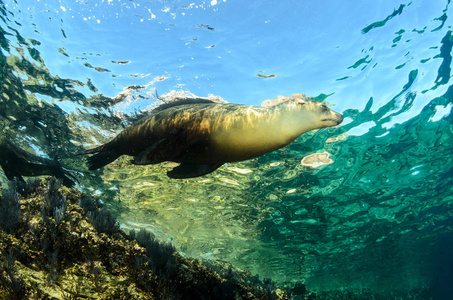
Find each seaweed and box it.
[44,177,66,213]
[0,181,21,233]
[78,196,97,213]
[78,195,120,235]
[47,248,59,282]
[263,277,278,300]
[130,228,177,277]
[39,177,68,227]
[13,177,39,197]
[87,207,120,235]
[53,204,66,225]
[0,249,26,299]
[41,178,66,233]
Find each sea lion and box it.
[0,137,76,187]
[80,97,343,178]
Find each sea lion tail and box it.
[76,144,120,170]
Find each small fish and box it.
[256,73,277,78]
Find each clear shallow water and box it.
[1,0,453,296]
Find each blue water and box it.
[1,0,453,297]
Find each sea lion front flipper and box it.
[133,130,200,165]
[167,163,223,179]
[133,138,168,165]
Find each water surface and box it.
[1,0,452,296]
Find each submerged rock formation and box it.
[0,177,291,299]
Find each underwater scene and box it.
[1,0,453,299]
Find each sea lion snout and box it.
[320,113,343,127]
[316,103,343,127]
[325,112,343,125]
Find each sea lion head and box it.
[277,97,343,132]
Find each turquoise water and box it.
[1,0,453,297]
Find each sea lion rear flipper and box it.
[167,163,223,179]
[1,167,23,183]
[86,150,120,170]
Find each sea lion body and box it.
[0,137,76,187]
[82,97,343,178]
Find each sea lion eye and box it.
[297,100,306,106]
[320,104,328,111]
